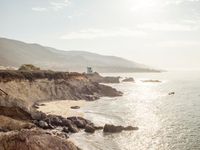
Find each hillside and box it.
[0,38,159,72]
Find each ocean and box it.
[69,71,200,150]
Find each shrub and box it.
[18,64,40,71]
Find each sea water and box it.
[69,71,200,150]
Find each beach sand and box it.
[38,100,86,118]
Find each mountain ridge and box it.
[0,37,160,73]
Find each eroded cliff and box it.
[0,70,122,105]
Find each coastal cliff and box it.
[0,70,122,103]
[0,69,122,150]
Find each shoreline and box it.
[37,100,87,118]
[0,69,140,150]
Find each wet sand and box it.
[38,100,86,117]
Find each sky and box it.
[0,0,200,70]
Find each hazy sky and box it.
[1,0,200,70]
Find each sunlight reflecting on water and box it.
[58,72,200,150]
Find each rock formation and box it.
[103,124,139,133]
[0,68,136,149]
[122,77,134,82]
[86,72,120,83]
[168,92,175,95]
[0,70,122,103]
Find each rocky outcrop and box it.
[0,69,124,150]
[0,97,87,150]
[33,112,95,133]
[103,124,123,133]
[0,95,137,149]
[85,124,95,133]
[122,77,134,82]
[0,129,79,150]
[103,124,139,133]
[86,72,120,83]
[0,99,80,150]
[97,84,122,97]
[168,92,175,95]
[0,70,122,103]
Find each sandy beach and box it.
[38,100,86,118]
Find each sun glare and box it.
[130,0,162,15]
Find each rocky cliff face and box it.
[1,78,121,102]
[0,71,122,105]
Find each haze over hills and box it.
[0,37,159,72]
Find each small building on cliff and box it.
[87,67,93,74]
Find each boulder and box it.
[68,125,79,133]
[122,77,134,82]
[85,124,95,133]
[38,121,49,129]
[68,123,79,133]
[51,116,63,126]
[67,117,90,126]
[67,117,79,122]
[168,92,175,95]
[67,117,88,123]
[61,118,72,126]
[103,124,123,133]
[44,115,63,126]
[103,124,139,133]
[74,119,86,128]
